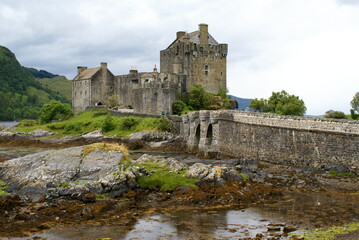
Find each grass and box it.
[135,161,198,192]
[240,173,249,181]
[14,110,167,137]
[290,222,359,240]
[95,193,109,200]
[0,180,9,196]
[82,142,129,159]
[327,171,357,178]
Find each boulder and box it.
[134,154,187,173]
[0,145,127,200]
[30,129,55,137]
[82,130,103,139]
[184,163,246,184]
[129,131,175,142]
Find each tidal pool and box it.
[7,190,359,240]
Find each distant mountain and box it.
[24,67,59,79]
[36,76,72,100]
[0,45,71,121]
[228,95,253,110]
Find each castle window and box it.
[205,65,209,76]
[176,46,179,55]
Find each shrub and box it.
[18,119,37,127]
[172,100,187,114]
[101,115,115,132]
[122,117,139,129]
[39,100,73,124]
[156,117,172,132]
[324,110,347,119]
[93,110,108,117]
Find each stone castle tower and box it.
[72,24,228,115]
[160,23,228,94]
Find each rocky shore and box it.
[0,130,358,239]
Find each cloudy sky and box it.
[1,0,358,115]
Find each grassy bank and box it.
[135,162,198,191]
[290,222,359,240]
[14,110,171,138]
[0,180,9,196]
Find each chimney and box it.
[199,23,208,46]
[101,62,107,69]
[77,66,87,75]
[129,66,138,75]
[176,31,186,39]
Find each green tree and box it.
[351,92,359,113]
[324,110,346,119]
[249,98,268,112]
[107,94,119,108]
[267,90,306,116]
[172,100,187,114]
[39,100,73,124]
[187,84,211,110]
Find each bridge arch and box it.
[205,123,213,146]
[194,124,201,146]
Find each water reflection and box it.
[6,189,359,240]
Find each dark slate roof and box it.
[166,30,219,49]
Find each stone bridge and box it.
[180,110,359,173]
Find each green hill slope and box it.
[36,76,72,101]
[0,46,71,121]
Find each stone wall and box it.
[183,110,359,173]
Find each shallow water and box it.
[7,191,359,240]
[0,147,46,161]
[0,121,18,128]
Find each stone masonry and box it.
[183,110,359,174]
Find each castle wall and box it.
[183,110,359,173]
[72,79,91,114]
[115,71,181,115]
[90,68,114,106]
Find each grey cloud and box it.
[337,0,359,5]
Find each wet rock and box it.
[283,225,297,233]
[30,129,55,137]
[269,222,286,226]
[0,131,15,137]
[129,131,175,142]
[81,192,96,203]
[184,163,246,184]
[134,154,187,173]
[81,130,103,139]
[267,225,281,231]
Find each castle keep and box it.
[72,24,228,114]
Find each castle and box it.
[72,24,228,115]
